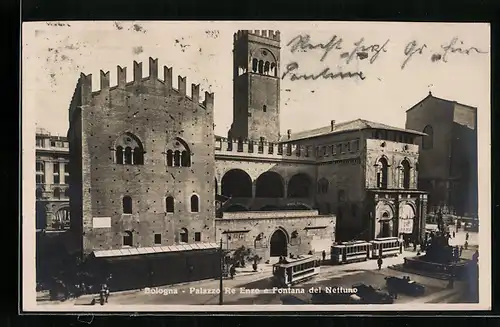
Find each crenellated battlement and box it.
[77,57,214,109]
[214,137,315,162]
[233,30,281,42]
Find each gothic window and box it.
[252,58,258,72]
[123,196,132,214]
[400,160,411,189]
[123,231,133,246]
[166,137,191,167]
[270,63,277,76]
[376,157,389,189]
[180,228,188,243]
[190,194,199,213]
[318,178,329,194]
[264,61,270,74]
[166,196,174,213]
[113,133,145,165]
[258,60,264,74]
[422,125,434,149]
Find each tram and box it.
[370,237,402,258]
[272,255,320,287]
[330,240,373,265]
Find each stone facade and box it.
[66,29,430,264]
[405,93,478,217]
[68,58,216,256]
[35,128,70,230]
[215,210,335,262]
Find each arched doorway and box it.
[381,212,391,237]
[270,229,288,257]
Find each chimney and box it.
[287,129,292,140]
[330,120,336,131]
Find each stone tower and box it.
[229,30,281,143]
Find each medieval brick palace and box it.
[64,30,431,282]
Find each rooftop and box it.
[406,91,477,113]
[283,118,426,142]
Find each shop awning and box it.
[92,242,219,258]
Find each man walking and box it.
[377,256,383,270]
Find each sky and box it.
[22,21,490,138]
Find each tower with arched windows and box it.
[230,30,281,143]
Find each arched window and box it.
[270,63,276,76]
[123,196,132,214]
[166,150,173,167]
[318,178,329,194]
[123,230,133,246]
[53,187,61,199]
[181,151,190,167]
[116,146,124,164]
[180,228,188,243]
[264,61,270,74]
[124,147,132,164]
[166,196,174,213]
[174,150,181,166]
[252,58,258,72]
[400,160,411,189]
[114,133,145,165]
[64,188,70,198]
[190,195,199,213]
[133,147,144,165]
[166,138,191,168]
[36,188,43,199]
[258,60,264,74]
[422,125,433,149]
[376,157,389,189]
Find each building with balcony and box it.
[35,127,70,230]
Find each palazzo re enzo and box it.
[36,29,477,287]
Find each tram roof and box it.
[333,240,371,247]
[272,255,317,268]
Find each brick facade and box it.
[405,93,478,217]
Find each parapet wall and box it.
[214,137,316,162]
[222,210,321,219]
[76,57,214,110]
[234,30,281,42]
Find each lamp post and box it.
[219,238,224,305]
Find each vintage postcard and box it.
[21,21,491,312]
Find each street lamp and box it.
[219,238,224,305]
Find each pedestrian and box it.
[229,265,236,279]
[466,232,469,241]
[459,246,463,257]
[322,250,326,262]
[99,286,105,305]
[377,256,383,270]
[464,241,469,250]
[452,231,455,238]
[104,284,110,303]
[413,242,417,252]
[472,250,479,264]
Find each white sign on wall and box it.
[399,218,414,234]
[92,217,111,229]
